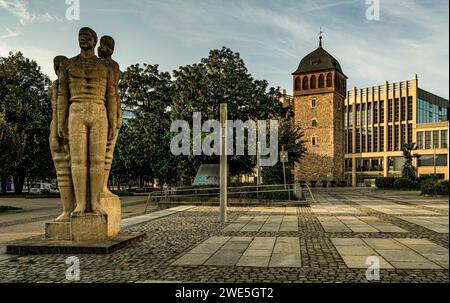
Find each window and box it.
[347,129,353,153]
[407,97,413,121]
[401,97,406,121]
[408,124,413,144]
[417,131,424,149]
[368,103,372,125]
[362,127,367,152]
[418,99,449,124]
[401,124,406,148]
[425,131,432,149]
[355,128,361,153]
[318,74,325,88]
[302,76,308,90]
[362,104,367,126]
[394,98,400,122]
[348,106,353,126]
[310,75,317,89]
[373,102,378,124]
[327,73,333,87]
[388,99,393,122]
[294,77,301,91]
[356,104,361,125]
[311,136,318,147]
[374,127,378,152]
[441,130,448,148]
[311,99,317,108]
[380,126,385,152]
[419,155,448,167]
[394,125,400,150]
[312,119,318,128]
[433,130,440,149]
[380,101,385,122]
[368,127,372,152]
[388,126,393,151]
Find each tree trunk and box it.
[13,170,26,194]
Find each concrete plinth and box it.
[100,194,121,237]
[6,233,146,255]
[71,213,108,242]
[45,222,71,241]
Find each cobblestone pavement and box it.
[0,191,448,283]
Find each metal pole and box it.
[257,141,261,200]
[220,104,228,223]
[282,146,287,190]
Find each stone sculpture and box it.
[49,55,75,223]
[98,35,123,197]
[46,27,122,242]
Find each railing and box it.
[144,183,316,213]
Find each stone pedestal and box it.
[45,222,71,241]
[71,213,108,242]
[100,194,122,237]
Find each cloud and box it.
[0,27,21,38]
[0,0,61,25]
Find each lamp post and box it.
[220,103,228,224]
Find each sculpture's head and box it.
[53,55,68,77]
[98,35,115,59]
[78,27,98,51]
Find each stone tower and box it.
[293,36,347,184]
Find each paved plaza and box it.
[0,190,448,283]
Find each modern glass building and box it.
[344,75,449,187]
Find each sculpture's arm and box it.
[106,68,118,140]
[57,62,70,139]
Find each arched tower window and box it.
[327,73,333,87]
[294,77,301,91]
[311,99,317,108]
[310,75,317,89]
[318,74,325,88]
[311,136,318,147]
[302,76,308,90]
[312,119,318,128]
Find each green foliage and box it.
[421,179,449,196]
[393,177,419,190]
[114,47,305,186]
[262,117,306,185]
[375,177,397,189]
[0,52,53,193]
[402,143,418,180]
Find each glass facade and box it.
[418,155,448,167]
[418,99,448,124]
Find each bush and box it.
[421,179,449,196]
[393,178,419,190]
[375,177,397,189]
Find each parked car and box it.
[29,183,59,195]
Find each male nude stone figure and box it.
[57,27,118,215]
[97,35,123,196]
[49,55,75,222]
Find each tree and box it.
[0,52,53,193]
[402,143,418,181]
[171,47,287,178]
[112,64,175,186]
[262,108,306,185]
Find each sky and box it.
[1,0,449,98]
